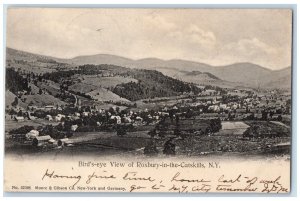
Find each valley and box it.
[5,47,291,158]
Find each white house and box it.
[26,130,39,140]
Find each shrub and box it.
[9,125,34,134]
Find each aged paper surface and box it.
[4,8,292,193]
[5,156,290,193]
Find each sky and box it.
[6,8,292,70]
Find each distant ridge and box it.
[6,47,291,90]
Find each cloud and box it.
[207,37,287,68]
[186,24,216,46]
[6,8,292,70]
[166,24,216,48]
[234,37,277,55]
[144,15,177,31]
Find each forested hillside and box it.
[113,69,201,101]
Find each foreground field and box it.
[5,122,290,159]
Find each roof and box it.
[14,116,24,120]
[34,135,52,141]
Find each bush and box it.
[66,131,74,138]
[9,125,34,134]
[116,125,127,136]
[76,126,96,132]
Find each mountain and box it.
[148,67,243,89]
[133,60,290,90]
[262,67,291,89]
[6,47,74,74]
[6,48,291,90]
[58,52,290,90]
[58,54,134,66]
[6,48,57,62]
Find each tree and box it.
[9,125,34,135]
[163,138,176,155]
[28,86,32,94]
[116,125,127,136]
[144,140,158,156]
[11,97,18,107]
[108,107,116,115]
[6,68,29,93]
[262,110,268,120]
[210,118,222,133]
[17,110,23,117]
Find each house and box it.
[99,109,106,114]
[218,113,229,121]
[45,105,56,110]
[32,135,52,147]
[231,104,238,110]
[71,125,78,131]
[82,112,90,117]
[110,115,122,124]
[219,104,228,110]
[271,114,281,120]
[159,112,169,117]
[202,89,216,96]
[14,116,24,122]
[46,115,53,121]
[28,106,38,111]
[48,139,56,144]
[26,130,39,140]
[162,107,168,111]
[122,117,132,123]
[57,138,70,146]
[55,114,66,121]
[198,113,220,118]
[236,108,247,113]
[254,113,263,119]
[135,116,143,122]
[208,105,220,112]
[153,115,160,120]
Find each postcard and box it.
[4,8,292,193]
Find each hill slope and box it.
[58,52,291,90]
[6,48,291,90]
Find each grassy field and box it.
[6,132,290,158]
[22,94,67,107]
[87,88,130,102]
[221,121,249,130]
[37,82,61,97]
[7,62,57,74]
[5,90,19,107]
[5,119,59,132]
[175,135,290,156]
[69,83,98,94]
[244,121,290,138]
[5,117,291,158]
[215,121,250,136]
[81,76,138,88]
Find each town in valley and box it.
[5,48,291,158]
